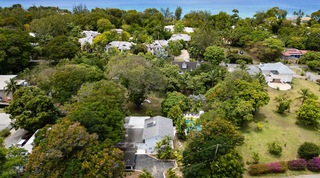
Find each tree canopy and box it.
[25,119,125,177]
[4,86,59,132]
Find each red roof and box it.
[282,48,308,56]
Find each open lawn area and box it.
[239,78,320,177]
[127,93,164,116]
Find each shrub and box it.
[269,161,287,173]
[307,157,320,172]
[248,161,287,175]
[288,159,307,170]
[0,128,11,138]
[248,163,270,175]
[255,122,264,131]
[268,141,282,156]
[298,142,320,160]
[252,152,260,164]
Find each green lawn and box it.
[239,78,320,177]
[127,93,164,116]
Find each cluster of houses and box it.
[78,25,193,54]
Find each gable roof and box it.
[106,41,135,51]
[259,62,296,75]
[282,48,308,57]
[172,61,202,72]
[143,116,173,140]
[78,31,100,47]
[168,34,191,42]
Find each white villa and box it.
[259,62,295,83]
[105,41,135,52]
[78,31,100,48]
[123,116,174,154]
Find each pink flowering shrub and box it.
[307,157,320,172]
[288,159,307,170]
[248,161,287,175]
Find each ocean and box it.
[0,0,319,18]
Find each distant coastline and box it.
[1,0,319,18]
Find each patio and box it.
[268,82,292,90]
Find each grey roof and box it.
[247,65,261,75]
[126,128,144,143]
[106,41,135,51]
[146,40,168,49]
[143,116,174,140]
[168,34,191,42]
[259,62,295,75]
[172,61,202,73]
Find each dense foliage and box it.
[25,119,124,177]
[298,142,320,160]
[4,86,59,132]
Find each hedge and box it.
[248,161,287,175]
[288,159,307,171]
[307,157,320,172]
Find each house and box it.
[168,34,191,42]
[259,62,296,83]
[164,25,194,33]
[116,116,174,170]
[111,29,123,34]
[142,116,174,154]
[78,31,100,48]
[146,40,168,54]
[282,48,308,62]
[172,61,202,73]
[105,41,135,52]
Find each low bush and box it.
[307,157,320,172]
[298,142,320,160]
[269,161,287,173]
[248,161,287,175]
[0,128,11,138]
[288,159,307,171]
[268,141,282,156]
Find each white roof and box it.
[146,40,168,49]
[164,25,194,33]
[22,130,38,153]
[111,29,123,34]
[168,34,191,42]
[106,41,135,50]
[126,116,150,129]
[0,113,11,131]
[79,31,100,46]
[0,75,17,90]
[259,62,295,75]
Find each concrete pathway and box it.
[174,50,190,62]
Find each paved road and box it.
[4,129,27,148]
[135,155,175,178]
[288,174,320,178]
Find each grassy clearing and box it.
[239,78,320,177]
[127,93,164,116]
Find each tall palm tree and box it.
[4,78,17,96]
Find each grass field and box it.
[239,78,320,177]
[127,93,164,116]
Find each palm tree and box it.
[295,88,311,104]
[4,78,17,96]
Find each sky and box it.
[1,0,319,18]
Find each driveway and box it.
[4,129,27,148]
[135,155,176,178]
[305,72,320,82]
